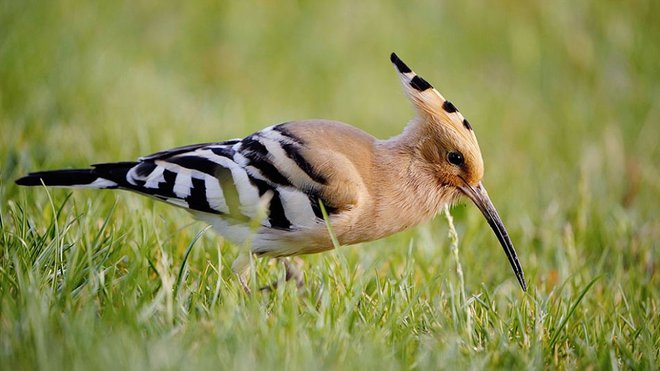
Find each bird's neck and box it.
[367,119,453,237]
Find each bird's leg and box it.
[237,272,251,295]
[283,257,304,288]
[260,257,304,291]
[232,251,252,294]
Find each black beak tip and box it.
[460,182,528,293]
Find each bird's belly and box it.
[192,210,333,256]
[192,198,440,258]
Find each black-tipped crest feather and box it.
[390,52,412,73]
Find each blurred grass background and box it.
[1,0,658,369]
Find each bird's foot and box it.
[260,257,304,292]
[238,273,252,295]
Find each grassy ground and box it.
[1,0,658,369]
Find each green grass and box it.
[1,0,658,369]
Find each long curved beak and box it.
[459,182,527,291]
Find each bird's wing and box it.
[113,126,342,231]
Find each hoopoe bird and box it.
[16,53,527,292]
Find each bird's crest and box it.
[390,53,474,135]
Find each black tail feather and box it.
[15,162,138,188]
[15,169,99,187]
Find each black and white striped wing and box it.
[121,125,331,230]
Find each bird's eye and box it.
[447,151,464,166]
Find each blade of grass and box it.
[549,275,601,348]
[319,200,340,250]
[175,225,211,297]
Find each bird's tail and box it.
[15,162,138,189]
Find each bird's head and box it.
[390,52,527,291]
